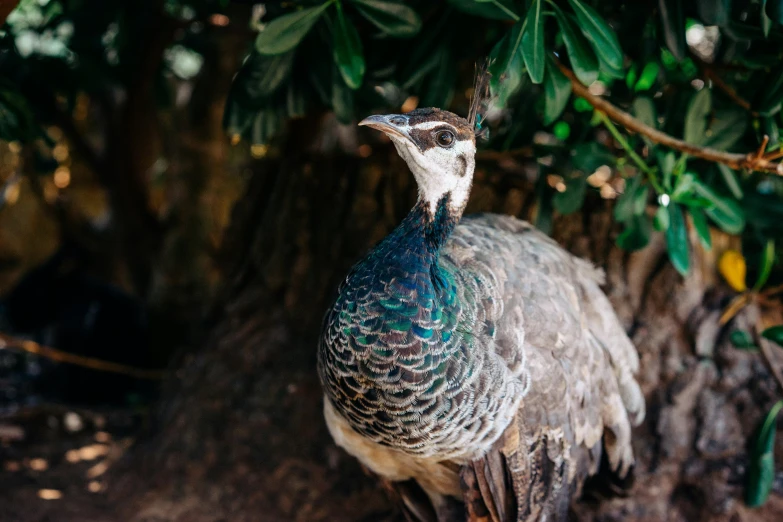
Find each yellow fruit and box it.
[719,250,747,292]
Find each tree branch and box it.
[555,62,783,175]
[0,331,166,380]
[692,55,756,116]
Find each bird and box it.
[317,74,645,522]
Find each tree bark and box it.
[112,137,783,521]
[0,0,19,26]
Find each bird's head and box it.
[359,108,476,217]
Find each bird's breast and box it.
[318,262,520,460]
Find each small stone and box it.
[0,424,24,441]
[28,458,48,471]
[37,489,62,500]
[64,412,83,433]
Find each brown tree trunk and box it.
[0,0,19,26]
[113,137,783,521]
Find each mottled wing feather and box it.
[442,214,643,520]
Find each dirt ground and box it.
[2,159,783,522]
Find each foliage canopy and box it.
[3,0,783,275]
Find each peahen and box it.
[317,79,645,521]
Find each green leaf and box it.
[489,22,526,106]
[659,151,676,190]
[717,164,744,200]
[554,121,571,140]
[249,109,281,145]
[567,0,623,72]
[675,195,712,209]
[232,52,295,108]
[331,65,354,123]
[705,109,747,151]
[634,62,660,92]
[671,172,695,201]
[448,0,519,20]
[706,198,746,234]
[697,0,732,26]
[762,0,774,37]
[286,83,307,117]
[351,0,421,37]
[693,181,745,234]
[746,400,783,507]
[522,0,545,84]
[614,175,649,222]
[658,0,686,61]
[763,117,780,148]
[730,330,756,349]
[654,205,670,231]
[421,49,456,108]
[553,174,586,214]
[666,202,690,275]
[332,6,366,89]
[255,3,331,55]
[573,97,593,112]
[597,52,625,79]
[543,60,572,125]
[632,97,657,148]
[684,88,712,145]
[571,142,616,172]
[659,152,675,177]
[0,88,38,143]
[762,325,783,345]
[755,240,776,290]
[308,57,333,105]
[552,5,599,85]
[765,0,783,25]
[617,214,652,251]
[626,65,638,89]
[223,97,251,138]
[690,208,712,250]
[401,48,441,89]
[755,66,783,117]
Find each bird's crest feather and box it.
[467,60,493,140]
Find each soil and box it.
[1,147,782,521]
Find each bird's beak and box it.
[358,114,410,141]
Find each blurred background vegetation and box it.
[1,0,783,520]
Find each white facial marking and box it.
[389,125,476,216]
[409,121,448,130]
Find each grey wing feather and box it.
[443,214,645,520]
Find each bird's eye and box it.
[435,130,455,148]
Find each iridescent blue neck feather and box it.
[383,194,458,256]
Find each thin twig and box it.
[594,111,667,194]
[489,0,520,21]
[694,56,756,115]
[555,61,783,175]
[756,135,771,161]
[762,283,783,297]
[719,293,750,325]
[0,332,167,380]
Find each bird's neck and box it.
[393,194,460,259]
